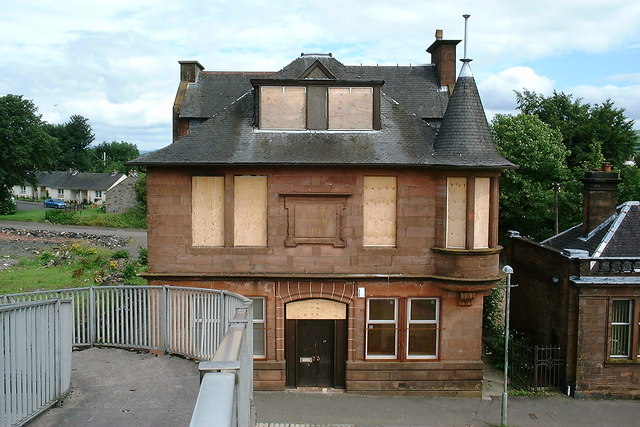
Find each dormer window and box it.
[260,86,307,130]
[328,87,373,130]
[254,80,382,131]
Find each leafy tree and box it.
[492,114,571,240]
[515,90,604,173]
[516,91,636,172]
[618,152,640,203]
[0,94,59,213]
[590,100,637,168]
[133,173,147,210]
[45,115,95,171]
[87,141,140,173]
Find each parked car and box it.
[44,198,67,209]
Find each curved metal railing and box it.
[0,285,249,360]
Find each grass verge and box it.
[0,206,147,229]
[0,243,147,295]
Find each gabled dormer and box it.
[252,54,383,131]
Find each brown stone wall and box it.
[509,237,574,345]
[147,277,485,394]
[575,288,640,398]
[147,166,500,277]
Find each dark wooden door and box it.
[286,318,346,388]
[296,320,334,387]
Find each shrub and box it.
[46,210,77,225]
[111,249,130,260]
[137,247,148,265]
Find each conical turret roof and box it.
[434,61,515,168]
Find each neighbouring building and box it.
[509,166,640,398]
[130,30,514,395]
[105,171,140,214]
[13,171,127,206]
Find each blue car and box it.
[44,198,67,209]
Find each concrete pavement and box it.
[26,347,640,427]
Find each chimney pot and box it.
[602,162,612,172]
[435,29,443,40]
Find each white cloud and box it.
[479,67,555,111]
[1,0,639,151]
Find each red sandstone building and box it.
[131,31,513,395]
[509,169,640,398]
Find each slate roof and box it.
[542,201,640,257]
[179,56,447,121]
[132,93,438,166]
[27,171,126,191]
[131,54,514,169]
[434,61,513,168]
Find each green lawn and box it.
[0,244,147,295]
[0,208,47,222]
[0,206,147,229]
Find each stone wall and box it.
[106,176,139,214]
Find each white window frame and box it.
[365,298,398,359]
[610,299,633,358]
[95,190,102,198]
[57,188,64,197]
[20,185,26,193]
[406,298,439,359]
[251,297,266,359]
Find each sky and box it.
[1,0,639,153]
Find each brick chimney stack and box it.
[179,60,204,83]
[426,30,461,92]
[582,163,621,235]
[173,61,204,142]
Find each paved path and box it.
[0,219,147,256]
[25,347,640,427]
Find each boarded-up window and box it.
[328,87,373,130]
[363,176,396,246]
[446,177,467,248]
[474,178,490,249]
[260,86,306,130]
[192,176,224,246]
[234,176,267,246]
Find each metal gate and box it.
[510,343,564,391]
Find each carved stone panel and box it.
[282,194,349,247]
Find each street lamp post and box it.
[501,265,514,426]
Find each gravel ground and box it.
[0,226,132,270]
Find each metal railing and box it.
[1,299,73,427]
[190,302,254,427]
[1,286,253,426]
[0,286,248,359]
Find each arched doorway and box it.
[285,299,347,388]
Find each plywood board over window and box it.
[328,87,373,130]
[234,176,267,246]
[192,176,224,246]
[446,177,467,248]
[474,178,490,249]
[363,176,397,246]
[260,86,306,130]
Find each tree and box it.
[0,95,59,213]
[45,114,95,171]
[87,141,140,173]
[590,100,637,168]
[492,114,571,240]
[516,91,636,172]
